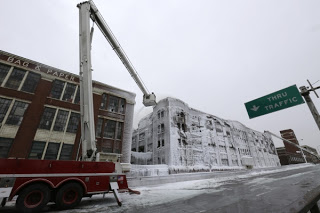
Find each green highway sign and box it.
[245,85,305,119]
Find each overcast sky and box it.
[1,0,320,150]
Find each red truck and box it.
[0,158,128,212]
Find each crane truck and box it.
[0,1,156,212]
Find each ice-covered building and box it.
[131,97,280,173]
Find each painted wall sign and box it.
[0,52,78,82]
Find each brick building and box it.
[277,129,319,165]
[0,50,135,163]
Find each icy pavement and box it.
[2,163,316,213]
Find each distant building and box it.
[131,97,280,174]
[277,129,319,165]
[0,50,135,162]
[280,129,300,154]
[301,145,319,164]
[276,147,305,165]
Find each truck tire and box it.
[16,183,50,213]
[55,182,83,209]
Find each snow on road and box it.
[60,164,313,213]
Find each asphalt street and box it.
[125,165,320,213]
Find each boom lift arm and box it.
[78,1,156,160]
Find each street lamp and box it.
[296,139,307,163]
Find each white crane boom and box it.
[78,1,156,160]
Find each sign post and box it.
[245,85,305,119]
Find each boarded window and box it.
[44,142,60,160]
[50,80,65,99]
[21,72,40,93]
[28,141,46,159]
[59,144,73,160]
[0,98,12,123]
[62,83,76,102]
[5,101,28,125]
[66,112,80,133]
[0,63,11,85]
[103,120,116,139]
[53,110,69,132]
[39,107,57,130]
[0,137,13,158]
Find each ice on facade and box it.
[130,97,280,175]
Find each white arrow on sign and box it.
[251,105,260,112]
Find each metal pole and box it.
[299,86,320,131]
[299,146,307,163]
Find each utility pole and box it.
[299,80,320,131]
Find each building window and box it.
[100,93,108,109]
[53,110,69,132]
[101,141,113,153]
[162,139,165,146]
[28,141,46,159]
[50,80,65,99]
[21,72,40,93]
[138,146,145,152]
[44,142,60,160]
[5,101,28,125]
[116,122,123,140]
[139,133,145,141]
[39,107,57,130]
[0,98,12,123]
[0,63,11,85]
[4,68,26,90]
[96,118,103,137]
[114,141,121,154]
[107,95,119,112]
[74,87,80,104]
[66,112,80,133]
[59,144,73,160]
[119,98,125,114]
[103,120,116,139]
[158,110,165,119]
[0,137,13,158]
[62,83,76,102]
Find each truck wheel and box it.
[16,183,50,213]
[55,182,83,209]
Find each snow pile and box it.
[128,164,169,177]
